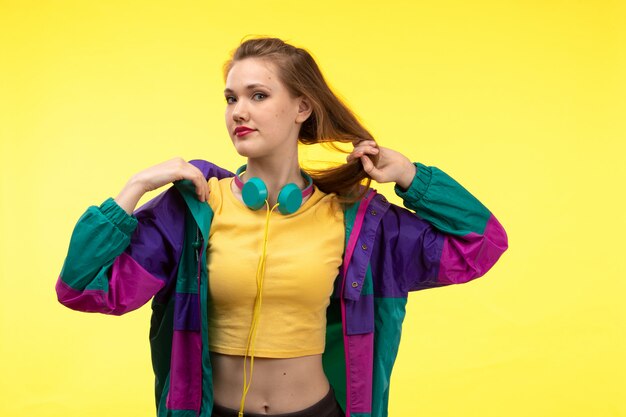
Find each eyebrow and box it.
[223,83,272,94]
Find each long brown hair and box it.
[223,37,377,204]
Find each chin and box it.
[232,141,266,159]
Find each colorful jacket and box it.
[56,159,508,417]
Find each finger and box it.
[348,146,378,163]
[351,139,377,147]
[353,143,379,152]
[194,180,206,202]
[361,146,379,154]
[360,155,378,176]
[195,178,207,202]
[188,166,208,202]
[346,151,361,163]
[201,180,209,203]
[349,146,379,160]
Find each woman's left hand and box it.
[347,140,417,189]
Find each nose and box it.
[232,100,249,122]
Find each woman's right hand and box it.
[115,158,209,215]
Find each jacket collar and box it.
[174,179,213,246]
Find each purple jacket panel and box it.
[128,160,234,305]
[126,188,187,305]
[370,200,446,297]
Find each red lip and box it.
[234,126,255,137]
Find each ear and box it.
[295,96,313,124]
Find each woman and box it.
[56,37,508,417]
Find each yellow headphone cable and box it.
[238,199,280,417]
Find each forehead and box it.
[225,58,282,91]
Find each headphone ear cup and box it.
[242,177,268,210]
[277,183,303,215]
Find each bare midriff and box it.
[210,351,330,414]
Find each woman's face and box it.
[224,58,310,160]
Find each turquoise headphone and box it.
[233,164,314,215]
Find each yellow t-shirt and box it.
[206,176,345,358]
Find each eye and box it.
[252,92,267,101]
[225,96,236,104]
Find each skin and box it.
[113,57,417,413]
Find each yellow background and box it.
[1,1,624,416]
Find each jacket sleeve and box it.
[55,159,234,315]
[374,162,508,293]
[55,187,186,315]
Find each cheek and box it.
[275,106,289,119]
[225,111,235,128]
